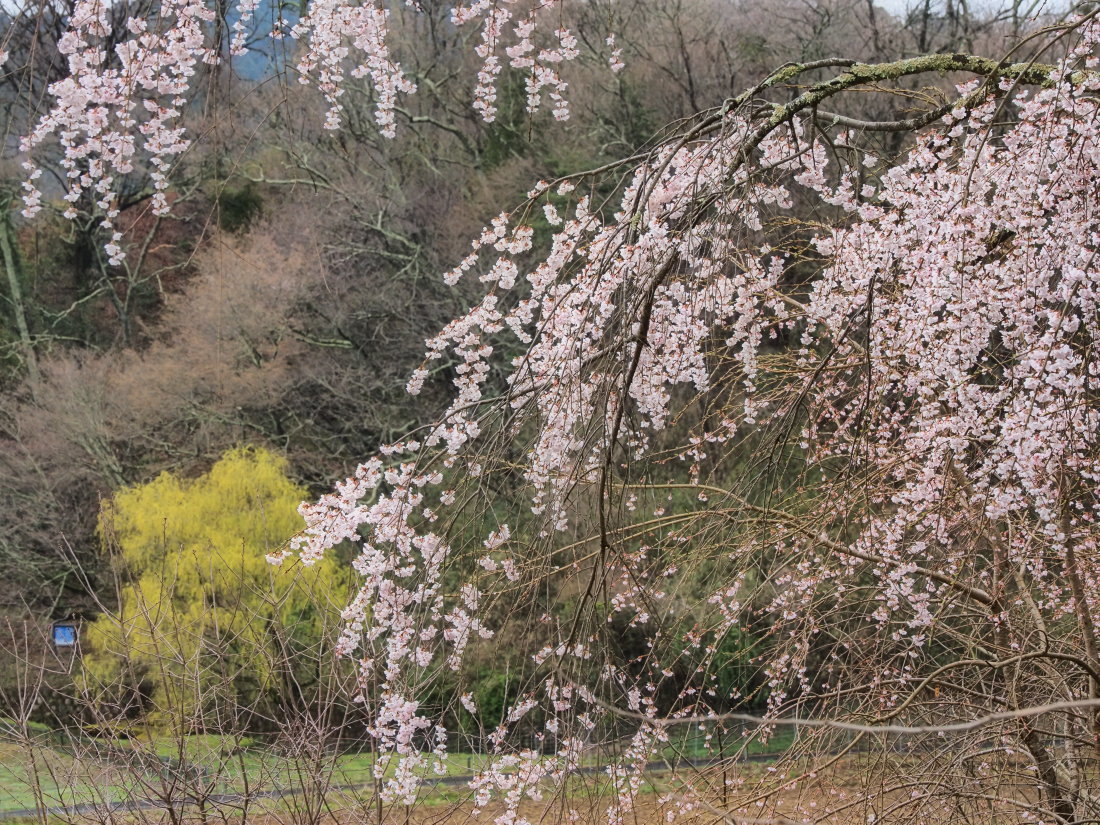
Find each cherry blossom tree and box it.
[280,26,1100,825]
[11,0,1100,823]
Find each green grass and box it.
[0,742,107,813]
[0,737,485,814]
[0,727,795,815]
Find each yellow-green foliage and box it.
[83,447,349,725]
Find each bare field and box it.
[240,773,858,825]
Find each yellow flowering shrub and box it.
[83,447,350,726]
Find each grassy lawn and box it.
[0,742,105,813]
[0,726,793,815]
[0,739,486,814]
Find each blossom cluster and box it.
[290,0,414,135]
[20,0,214,264]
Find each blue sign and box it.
[52,624,77,647]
